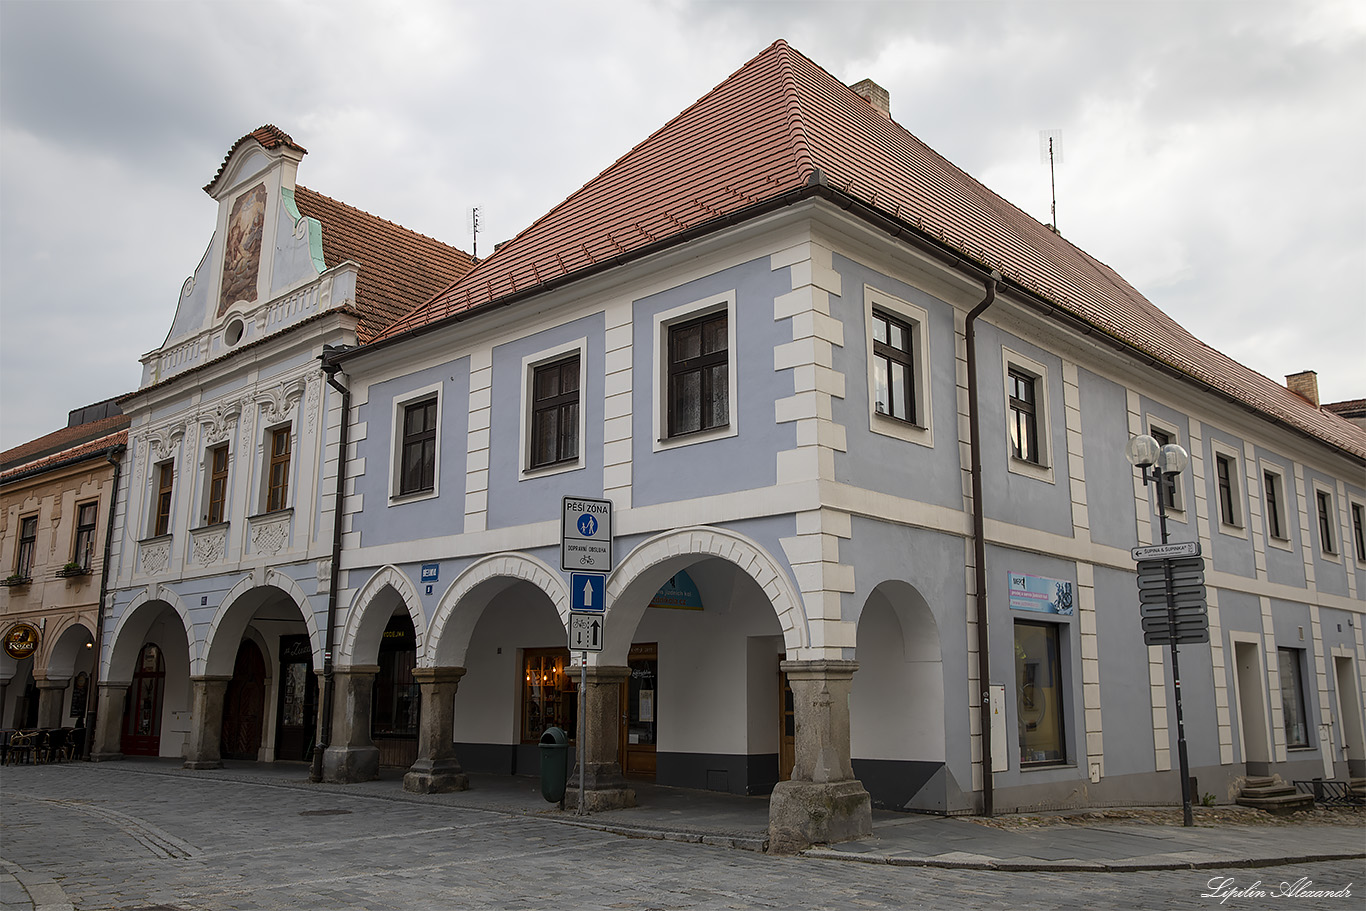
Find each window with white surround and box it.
[1314,483,1338,557]
[1002,348,1052,482]
[390,384,442,501]
[864,286,931,446]
[203,444,230,526]
[1350,498,1366,564]
[1147,420,1184,513]
[520,339,586,476]
[152,461,175,537]
[652,292,737,451]
[1261,464,1290,547]
[264,424,292,512]
[1211,442,1244,534]
[73,502,98,571]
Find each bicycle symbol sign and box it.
[562,496,613,573]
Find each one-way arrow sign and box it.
[570,573,606,612]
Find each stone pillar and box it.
[565,665,635,812]
[403,667,469,794]
[768,660,872,854]
[90,682,128,761]
[184,675,233,770]
[322,665,380,783]
[35,676,71,729]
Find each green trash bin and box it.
[539,726,569,804]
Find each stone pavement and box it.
[2,759,1363,910]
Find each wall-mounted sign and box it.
[421,564,439,583]
[648,571,703,611]
[1008,572,1074,615]
[3,622,40,660]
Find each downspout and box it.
[84,445,125,759]
[965,270,1000,816]
[311,347,351,782]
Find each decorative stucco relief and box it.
[201,399,243,446]
[256,377,307,428]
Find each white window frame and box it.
[1210,441,1246,537]
[389,382,443,504]
[652,291,738,452]
[519,337,587,479]
[1259,462,1292,550]
[864,286,932,447]
[1002,348,1053,483]
[257,421,294,515]
[1312,481,1340,560]
[1349,495,1366,566]
[1145,417,1185,514]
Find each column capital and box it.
[189,674,235,684]
[779,659,859,682]
[581,664,630,685]
[413,666,467,685]
[333,664,381,677]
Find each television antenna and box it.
[469,206,481,258]
[1039,130,1063,233]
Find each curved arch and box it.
[425,553,568,668]
[201,571,321,676]
[43,617,97,680]
[604,526,808,665]
[339,565,428,666]
[106,586,195,685]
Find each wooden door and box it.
[622,643,657,778]
[220,640,266,760]
[121,644,164,756]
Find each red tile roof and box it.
[373,40,1365,461]
[204,125,307,195]
[293,187,476,343]
[1,417,130,479]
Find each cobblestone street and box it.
[3,762,1363,910]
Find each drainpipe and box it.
[84,445,125,759]
[965,270,1001,816]
[311,346,351,782]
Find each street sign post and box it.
[569,612,605,652]
[1131,541,1201,560]
[562,497,613,572]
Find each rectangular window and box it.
[1278,648,1309,748]
[267,425,291,512]
[1316,488,1336,554]
[530,356,580,469]
[1150,427,1181,511]
[206,444,230,525]
[668,311,729,438]
[871,308,917,424]
[73,502,98,571]
[16,515,37,579]
[522,648,576,743]
[1352,502,1366,562]
[154,462,175,537]
[1264,470,1285,540]
[399,398,438,495]
[1015,620,1065,765]
[1215,453,1240,527]
[1007,369,1040,464]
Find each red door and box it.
[220,641,266,760]
[121,644,165,756]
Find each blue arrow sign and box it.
[571,572,606,612]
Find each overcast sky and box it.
[2,0,1363,452]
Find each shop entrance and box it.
[121,643,164,756]
[622,643,658,778]
[220,640,266,760]
[372,613,418,768]
[274,635,316,761]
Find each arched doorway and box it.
[121,643,165,756]
[221,640,267,760]
[275,635,317,761]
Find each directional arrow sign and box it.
[570,573,606,612]
[569,612,604,652]
[1145,628,1210,646]
[1141,615,1210,632]
[1141,602,1207,619]
[1132,541,1201,560]
[1139,588,1207,605]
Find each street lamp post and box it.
[1126,434,1196,828]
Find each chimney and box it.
[851,79,891,119]
[1286,370,1320,408]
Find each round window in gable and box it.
[225,318,245,347]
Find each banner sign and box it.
[1008,572,1074,615]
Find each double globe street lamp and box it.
[1126,433,1196,827]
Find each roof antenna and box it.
[469,206,481,258]
[1039,130,1063,234]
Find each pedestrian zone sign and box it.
[571,573,605,612]
[562,496,613,572]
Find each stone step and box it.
[1242,776,1278,789]
[1238,784,1298,800]
[1236,792,1316,815]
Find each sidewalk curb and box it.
[799,848,1366,872]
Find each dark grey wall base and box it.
[853,758,947,811]
[454,742,518,775]
[654,751,779,795]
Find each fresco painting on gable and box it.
[219,183,267,317]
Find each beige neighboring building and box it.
[1,400,129,739]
